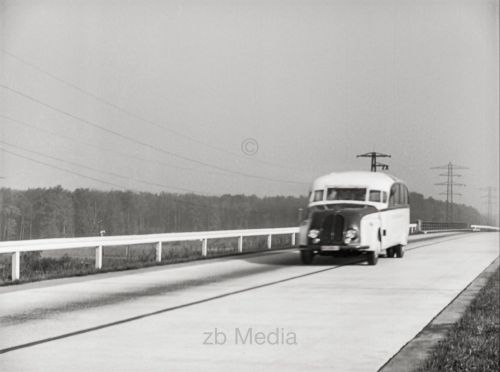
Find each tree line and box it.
[0,186,485,241]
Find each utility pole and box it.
[356,152,391,172]
[479,187,498,225]
[431,162,468,222]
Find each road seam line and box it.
[0,264,349,354]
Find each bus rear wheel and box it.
[386,247,395,258]
[395,245,405,258]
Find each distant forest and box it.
[0,187,485,241]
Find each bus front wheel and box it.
[367,251,378,265]
[300,250,314,265]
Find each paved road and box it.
[0,232,498,371]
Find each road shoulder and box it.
[379,255,500,372]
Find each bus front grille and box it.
[319,214,344,244]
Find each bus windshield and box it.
[326,188,367,201]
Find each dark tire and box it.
[395,245,404,258]
[300,250,314,265]
[386,247,395,258]
[367,251,378,265]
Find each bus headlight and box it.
[308,229,320,239]
[343,228,358,244]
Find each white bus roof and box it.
[312,171,403,191]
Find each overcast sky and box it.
[0,0,498,213]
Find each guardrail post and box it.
[202,239,208,257]
[11,251,20,281]
[291,233,296,246]
[267,234,272,249]
[95,245,103,269]
[238,236,243,253]
[155,241,162,262]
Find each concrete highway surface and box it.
[0,232,498,371]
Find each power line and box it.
[0,146,250,213]
[0,113,239,179]
[356,152,391,172]
[0,48,306,173]
[0,140,210,195]
[1,116,308,216]
[431,162,468,222]
[0,147,129,190]
[0,83,308,186]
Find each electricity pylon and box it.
[479,187,498,225]
[431,162,468,222]
[357,152,391,172]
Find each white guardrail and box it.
[0,223,497,281]
[470,225,500,232]
[0,227,300,281]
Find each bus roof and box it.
[312,171,403,191]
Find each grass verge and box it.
[416,266,499,372]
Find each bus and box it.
[298,171,410,265]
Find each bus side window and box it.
[403,185,409,205]
[382,191,388,203]
[389,185,397,207]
